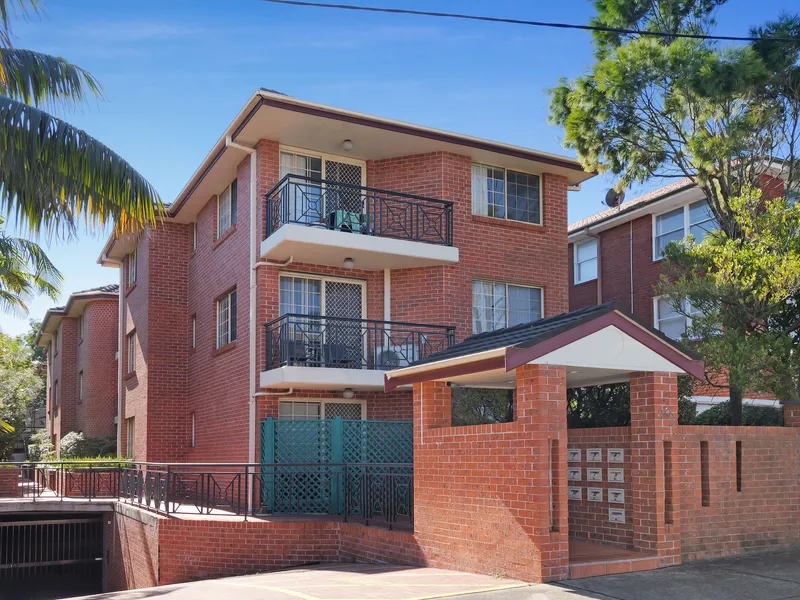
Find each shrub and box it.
[59,432,118,459]
[692,401,784,426]
[59,432,86,458]
[28,430,54,461]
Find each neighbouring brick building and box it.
[567,179,781,411]
[36,285,120,455]
[97,88,592,463]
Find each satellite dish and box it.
[604,189,625,208]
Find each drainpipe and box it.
[629,221,634,313]
[102,254,124,458]
[224,136,259,467]
[582,227,602,305]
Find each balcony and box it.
[261,314,455,390]
[261,175,459,270]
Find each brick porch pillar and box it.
[629,372,681,566]
[783,402,800,427]
[516,364,569,582]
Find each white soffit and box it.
[532,325,684,374]
[260,366,387,391]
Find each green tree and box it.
[0,0,162,312]
[0,328,43,457]
[549,0,800,423]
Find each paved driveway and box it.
[80,549,800,600]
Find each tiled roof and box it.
[410,302,698,368]
[78,283,119,295]
[568,178,695,233]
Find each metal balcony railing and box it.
[264,174,454,246]
[263,314,455,371]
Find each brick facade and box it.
[44,293,119,455]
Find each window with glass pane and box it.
[508,285,542,326]
[472,281,542,333]
[471,164,505,218]
[217,185,232,235]
[216,290,237,348]
[575,240,598,283]
[280,151,323,224]
[506,170,540,224]
[279,401,321,420]
[655,207,685,256]
[279,277,322,316]
[688,200,716,242]
[656,298,688,340]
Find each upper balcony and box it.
[261,175,459,270]
[261,314,455,390]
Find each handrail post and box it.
[166,465,171,517]
[244,465,249,522]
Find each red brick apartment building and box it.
[97,88,592,464]
[567,180,781,411]
[36,285,120,455]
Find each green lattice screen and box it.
[260,417,412,515]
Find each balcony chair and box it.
[285,339,309,367]
[323,343,359,369]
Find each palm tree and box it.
[0,215,59,313]
[0,0,162,310]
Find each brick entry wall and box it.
[567,428,632,547]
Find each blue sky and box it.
[2,0,796,335]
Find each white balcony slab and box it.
[260,366,390,391]
[260,224,459,270]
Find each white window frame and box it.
[191,315,197,349]
[78,314,85,341]
[471,162,543,226]
[191,412,196,448]
[279,145,366,185]
[127,332,136,373]
[128,249,137,286]
[216,290,237,349]
[78,371,84,403]
[279,272,367,320]
[217,183,233,237]
[53,328,59,356]
[573,239,599,284]
[652,200,717,260]
[192,222,198,252]
[653,296,702,340]
[472,281,544,334]
[278,398,366,420]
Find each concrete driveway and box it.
[79,549,800,600]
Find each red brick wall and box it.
[107,507,160,592]
[675,426,800,561]
[51,318,78,455]
[566,427,633,547]
[339,522,423,565]
[0,468,20,497]
[76,300,118,438]
[411,366,569,583]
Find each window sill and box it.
[125,283,137,298]
[212,341,237,357]
[123,371,137,382]
[573,278,598,287]
[213,225,237,250]
[471,214,545,232]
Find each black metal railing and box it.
[0,462,414,528]
[264,174,454,246]
[263,313,455,371]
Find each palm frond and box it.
[0,96,163,236]
[0,218,61,314]
[0,419,14,434]
[0,48,102,107]
[0,1,41,48]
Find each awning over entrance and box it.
[384,303,704,391]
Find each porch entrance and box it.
[259,416,412,519]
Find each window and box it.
[191,412,196,448]
[127,249,137,286]
[127,332,136,373]
[78,371,84,403]
[278,400,364,420]
[53,379,59,410]
[53,329,59,355]
[654,297,702,340]
[216,290,237,348]
[217,180,238,237]
[472,163,541,225]
[279,276,322,317]
[472,281,543,334]
[126,417,135,459]
[280,151,322,180]
[574,239,598,284]
[191,315,197,349]
[654,200,717,258]
[78,314,85,341]
[192,222,197,252]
